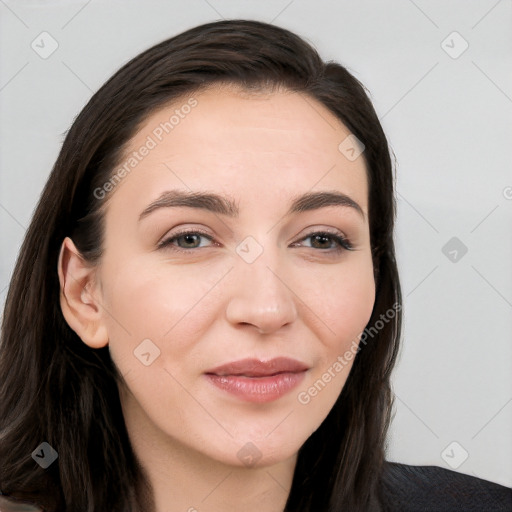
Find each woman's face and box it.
[93,85,375,467]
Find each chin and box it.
[223,432,304,469]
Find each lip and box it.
[204,357,309,403]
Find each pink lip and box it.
[204,357,309,403]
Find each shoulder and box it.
[0,494,43,511]
[379,461,512,512]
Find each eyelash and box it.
[157,228,353,254]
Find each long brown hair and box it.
[0,19,401,511]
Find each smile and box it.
[204,357,309,403]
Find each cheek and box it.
[100,260,225,370]
[294,257,375,429]
[306,254,376,354]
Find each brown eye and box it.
[295,231,353,252]
[158,230,214,252]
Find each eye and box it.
[293,231,353,253]
[157,229,353,254]
[157,229,215,252]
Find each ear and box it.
[57,237,109,349]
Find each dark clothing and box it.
[379,462,512,511]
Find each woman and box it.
[0,19,510,512]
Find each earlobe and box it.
[57,237,109,349]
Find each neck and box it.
[121,391,297,512]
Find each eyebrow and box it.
[138,189,365,221]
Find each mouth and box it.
[204,357,309,403]
[206,357,309,377]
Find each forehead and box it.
[105,85,369,218]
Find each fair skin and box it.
[58,84,375,512]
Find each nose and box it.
[225,251,298,335]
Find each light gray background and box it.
[1,0,511,487]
